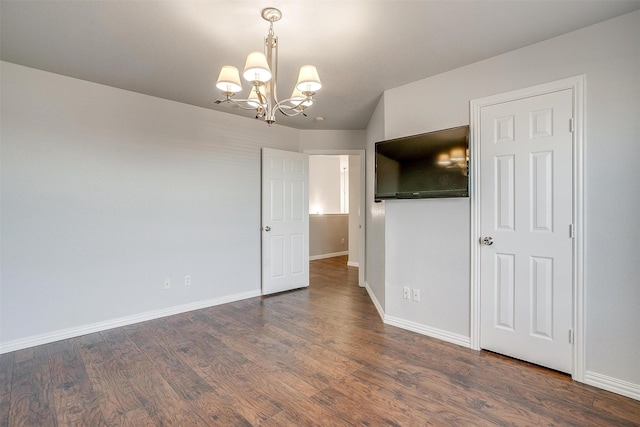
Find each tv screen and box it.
[375,126,469,199]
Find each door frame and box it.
[304,149,366,287]
[469,75,586,381]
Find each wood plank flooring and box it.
[2,255,639,426]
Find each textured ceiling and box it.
[2,1,639,130]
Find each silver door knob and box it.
[264,226,271,232]
[480,236,494,246]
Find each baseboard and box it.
[359,286,636,402]
[309,251,349,261]
[585,371,640,401]
[362,282,470,350]
[384,315,471,348]
[0,289,262,355]
[364,281,385,321]
[347,261,359,268]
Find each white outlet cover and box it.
[412,288,420,301]
[185,275,191,286]
[163,278,171,289]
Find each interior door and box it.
[262,148,309,295]
[479,89,574,373]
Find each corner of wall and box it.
[364,94,386,311]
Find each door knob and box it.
[264,226,271,232]
[480,236,494,246]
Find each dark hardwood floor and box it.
[2,255,639,426]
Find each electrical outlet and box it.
[403,286,410,299]
[412,288,420,302]
[163,278,171,290]
[184,275,191,286]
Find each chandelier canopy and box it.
[214,7,322,126]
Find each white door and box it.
[262,148,309,295]
[479,89,574,373]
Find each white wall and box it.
[299,130,366,151]
[385,199,470,338]
[309,214,349,258]
[378,11,640,393]
[309,155,341,214]
[0,61,300,349]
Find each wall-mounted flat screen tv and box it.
[375,125,469,200]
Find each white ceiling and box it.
[2,0,639,130]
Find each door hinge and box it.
[569,118,575,132]
[569,223,575,239]
[568,329,574,344]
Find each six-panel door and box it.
[479,89,574,373]
[262,148,309,295]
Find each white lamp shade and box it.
[289,88,313,107]
[450,148,466,162]
[247,87,265,108]
[216,66,242,93]
[295,65,322,92]
[243,52,272,83]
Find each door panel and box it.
[496,155,515,230]
[480,89,573,373]
[495,253,515,330]
[262,148,309,295]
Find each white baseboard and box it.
[347,261,359,267]
[384,315,471,348]
[364,281,385,321]
[0,289,262,355]
[309,251,349,261]
[361,282,470,348]
[7,289,637,404]
[585,371,640,401]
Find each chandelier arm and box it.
[274,99,310,117]
[275,107,307,117]
[216,97,265,111]
[275,97,310,110]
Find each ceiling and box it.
[2,1,639,130]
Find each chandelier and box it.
[214,7,322,126]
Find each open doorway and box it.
[305,150,365,287]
